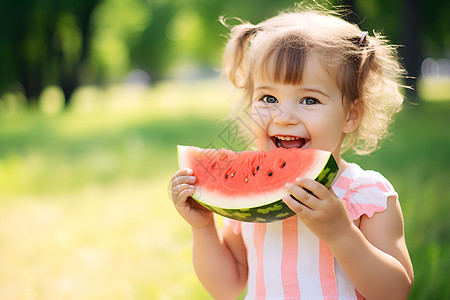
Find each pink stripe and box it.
[376,181,391,193]
[336,177,393,196]
[356,182,390,193]
[333,175,354,190]
[281,217,301,298]
[254,223,266,298]
[319,240,338,299]
[342,183,389,202]
[355,182,391,193]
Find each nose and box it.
[272,102,299,126]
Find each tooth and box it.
[275,136,302,141]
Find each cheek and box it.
[307,114,346,148]
[251,119,268,142]
[250,105,271,134]
[250,114,273,150]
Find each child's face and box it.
[250,54,357,159]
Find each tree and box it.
[0,0,99,107]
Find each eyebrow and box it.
[254,85,273,93]
[302,88,330,98]
[254,85,330,98]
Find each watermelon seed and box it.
[231,172,235,177]
[268,171,273,176]
[253,166,259,176]
[282,162,286,168]
[225,174,228,179]
[245,177,248,183]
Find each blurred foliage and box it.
[0,0,449,107]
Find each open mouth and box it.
[272,135,308,149]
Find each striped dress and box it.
[223,163,398,300]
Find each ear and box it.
[343,99,363,134]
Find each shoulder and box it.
[332,163,398,221]
[335,163,395,188]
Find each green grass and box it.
[0,79,449,299]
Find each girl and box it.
[171,5,413,300]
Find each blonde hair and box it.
[222,5,406,155]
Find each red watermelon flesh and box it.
[177,145,339,223]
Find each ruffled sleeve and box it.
[333,164,398,221]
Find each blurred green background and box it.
[0,0,449,299]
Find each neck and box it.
[335,155,349,179]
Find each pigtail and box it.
[348,31,406,154]
[221,17,261,88]
[357,36,376,90]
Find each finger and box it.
[171,168,193,181]
[174,186,195,207]
[294,177,329,199]
[171,175,196,188]
[285,182,317,208]
[172,183,194,195]
[282,194,313,215]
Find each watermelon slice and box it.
[177,145,339,223]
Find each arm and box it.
[171,168,248,299]
[192,219,248,300]
[328,196,413,299]
[284,179,413,300]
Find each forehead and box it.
[253,52,342,97]
[250,31,307,85]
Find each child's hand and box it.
[283,178,353,244]
[171,168,214,229]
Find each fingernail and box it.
[186,169,193,175]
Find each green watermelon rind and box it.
[193,154,339,223]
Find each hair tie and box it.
[359,31,369,45]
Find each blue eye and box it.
[260,95,278,104]
[301,98,319,105]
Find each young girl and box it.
[171,5,413,300]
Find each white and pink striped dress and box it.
[224,163,398,300]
